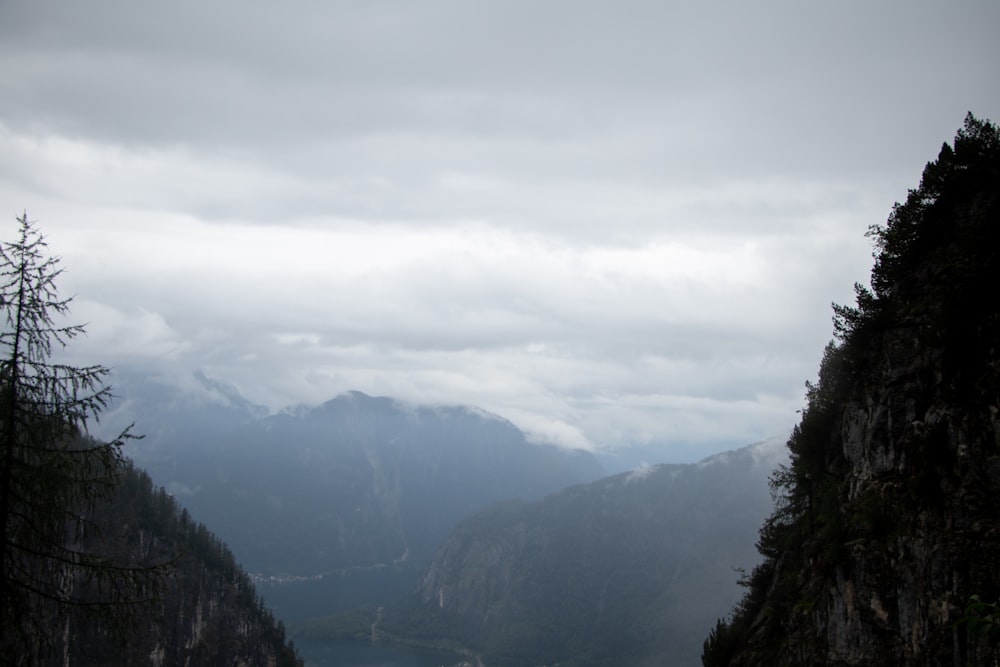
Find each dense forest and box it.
[57,461,303,666]
[703,115,1000,665]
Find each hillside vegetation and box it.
[704,114,1000,665]
[54,462,303,666]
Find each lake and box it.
[295,639,467,667]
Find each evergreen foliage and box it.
[0,213,164,665]
[0,214,301,665]
[702,113,1000,665]
[63,461,303,666]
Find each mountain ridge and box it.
[305,435,790,666]
[96,375,607,625]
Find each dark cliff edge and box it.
[50,462,302,667]
[703,114,1000,666]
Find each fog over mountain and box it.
[97,370,605,623]
[5,2,997,462]
[90,370,795,666]
[301,435,790,666]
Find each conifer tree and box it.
[0,213,158,665]
[702,113,1000,666]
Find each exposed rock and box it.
[704,115,1000,666]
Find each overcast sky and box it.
[1,1,998,460]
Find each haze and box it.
[1,1,997,459]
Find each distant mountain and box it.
[594,439,745,473]
[304,436,788,667]
[48,462,301,666]
[98,369,269,463]
[100,375,605,620]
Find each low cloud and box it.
[3,1,998,459]
[625,463,656,483]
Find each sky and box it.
[1,1,998,461]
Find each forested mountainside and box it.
[300,436,787,666]
[110,386,603,619]
[703,115,1000,666]
[51,462,302,667]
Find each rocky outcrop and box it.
[703,115,1000,666]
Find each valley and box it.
[96,373,788,665]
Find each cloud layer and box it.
[1,1,998,458]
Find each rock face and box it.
[703,115,1000,666]
[52,464,302,667]
[365,436,788,667]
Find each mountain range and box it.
[92,370,793,666]
[299,435,789,666]
[97,375,606,621]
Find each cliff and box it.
[703,115,1000,665]
[49,463,302,667]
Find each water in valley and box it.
[296,639,465,667]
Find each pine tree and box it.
[0,213,160,666]
[702,113,1000,666]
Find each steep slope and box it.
[52,462,302,666]
[102,382,604,620]
[703,115,1000,666]
[317,436,787,667]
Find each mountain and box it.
[703,115,1000,666]
[100,378,605,620]
[594,439,743,473]
[304,435,788,667]
[45,462,301,666]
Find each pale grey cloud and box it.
[2,1,999,459]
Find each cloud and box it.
[625,462,656,483]
[64,301,192,363]
[2,1,999,459]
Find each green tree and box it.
[703,113,1000,665]
[0,213,159,665]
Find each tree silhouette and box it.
[0,213,160,665]
[702,113,1000,666]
